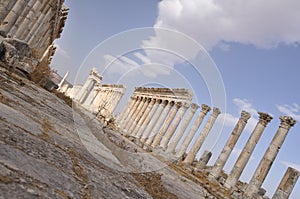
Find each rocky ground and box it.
[0,68,216,199]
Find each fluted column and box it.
[74,78,94,103]
[209,111,251,180]
[0,0,19,22]
[117,96,135,124]
[136,99,160,139]
[151,102,181,147]
[183,107,221,164]
[9,0,35,36]
[120,96,139,129]
[0,0,28,34]
[132,98,155,136]
[14,0,43,38]
[273,167,300,199]
[140,100,166,143]
[224,112,273,189]
[124,97,144,132]
[176,104,211,158]
[146,101,173,146]
[166,103,199,153]
[160,103,189,149]
[245,116,296,198]
[128,98,149,134]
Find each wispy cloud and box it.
[276,103,300,121]
[55,44,70,59]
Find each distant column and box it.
[166,103,199,153]
[160,103,189,149]
[272,167,300,199]
[146,101,173,146]
[116,96,135,124]
[209,111,251,180]
[153,102,181,148]
[132,98,155,136]
[124,97,144,132]
[140,100,166,143]
[183,107,221,164]
[137,99,160,139]
[121,97,140,130]
[0,0,28,34]
[245,116,296,198]
[128,98,148,134]
[176,104,211,158]
[224,112,273,189]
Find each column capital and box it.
[201,104,211,114]
[161,100,168,106]
[279,116,296,129]
[175,102,182,109]
[258,112,273,126]
[150,98,156,105]
[191,103,200,112]
[212,107,221,117]
[241,110,251,122]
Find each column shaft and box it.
[245,116,296,197]
[166,103,199,153]
[124,97,143,131]
[176,104,211,158]
[272,167,300,199]
[117,96,135,124]
[136,99,161,138]
[224,112,273,189]
[160,103,188,149]
[151,102,181,148]
[140,100,166,143]
[128,98,149,134]
[146,101,173,146]
[120,97,139,129]
[209,111,251,180]
[183,107,221,164]
[132,99,155,136]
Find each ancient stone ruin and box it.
[0,1,299,198]
[0,0,68,76]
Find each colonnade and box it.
[116,87,299,198]
[0,0,68,62]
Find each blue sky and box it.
[51,0,300,198]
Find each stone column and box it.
[136,99,160,139]
[176,104,211,158]
[132,98,155,136]
[140,100,166,143]
[0,0,28,34]
[121,96,141,130]
[196,150,212,170]
[245,116,296,198]
[117,96,135,124]
[14,0,43,38]
[74,78,94,103]
[166,103,199,153]
[90,89,104,114]
[183,107,221,164]
[111,91,124,113]
[146,101,173,146]
[224,112,273,189]
[160,103,189,149]
[272,167,300,199]
[151,102,181,148]
[209,111,251,180]
[0,0,19,22]
[128,98,149,134]
[124,97,144,132]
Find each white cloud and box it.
[55,44,70,59]
[280,160,300,171]
[276,103,300,121]
[154,0,300,50]
[103,54,136,75]
[233,98,258,117]
[134,52,151,64]
[218,113,239,127]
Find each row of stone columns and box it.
[117,87,299,198]
[0,0,68,61]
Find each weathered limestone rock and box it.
[195,150,212,170]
